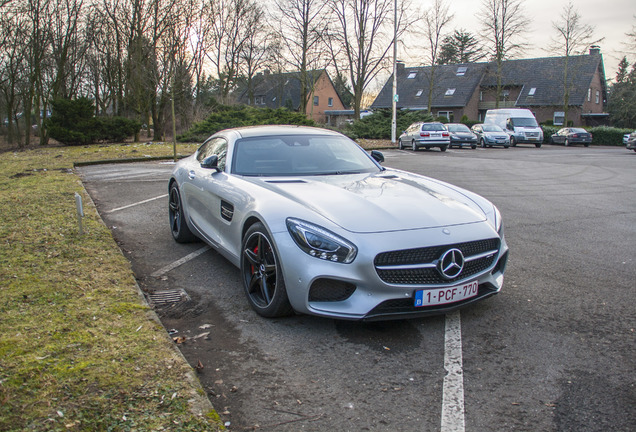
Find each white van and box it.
[484,108,543,148]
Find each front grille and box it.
[374,238,500,285]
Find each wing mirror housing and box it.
[371,150,384,164]
[201,155,221,171]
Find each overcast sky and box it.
[400,0,636,82]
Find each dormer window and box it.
[416,89,423,97]
[528,87,536,96]
[407,71,417,79]
[456,67,467,76]
[445,88,456,96]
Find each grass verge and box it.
[0,142,222,431]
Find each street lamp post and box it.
[391,0,398,144]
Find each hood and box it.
[248,170,488,233]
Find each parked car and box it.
[550,128,592,147]
[399,122,450,151]
[471,124,510,148]
[623,133,631,145]
[169,125,508,320]
[627,131,636,152]
[446,123,478,149]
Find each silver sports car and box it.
[169,125,508,320]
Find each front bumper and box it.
[274,222,508,320]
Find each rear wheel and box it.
[440,146,447,152]
[510,136,517,147]
[169,183,197,243]
[398,139,403,150]
[565,139,570,146]
[241,223,293,318]
[471,145,477,150]
[412,140,417,151]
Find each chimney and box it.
[589,45,601,55]
[397,61,405,74]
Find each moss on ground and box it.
[0,142,221,431]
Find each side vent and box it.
[221,200,234,222]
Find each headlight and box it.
[494,206,504,237]
[286,218,357,264]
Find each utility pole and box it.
[391,0,398,144]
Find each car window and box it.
[448,124,470,133]
[421,123,445,131]
[196,137,228,170]
[232,135,380,176]
[482,124,504,132]
[570,128,586,133]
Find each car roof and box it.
[222,125,343,139]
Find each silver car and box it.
[471,124,511,148]
[399,122,450,152]
[169,126,508,320]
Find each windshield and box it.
[447,124,471,133]
[570,128,587,134]
[482,124,504,132]
[510,117,538,127]
[232,134,381,176]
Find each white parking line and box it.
[150,245,211,278]
[441,310,465,432]
[106,194,168,214]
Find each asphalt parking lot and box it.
[78,145,636,431]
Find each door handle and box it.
[188,170,196,180]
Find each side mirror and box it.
[371,150,384,164]
[201,155,220,171]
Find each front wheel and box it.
[535,143,542,148]
[471,145,477,150]
[169,183,197,243]
[398,139,403,150]
[564,139,570,146]
[440,146,447,152]
[412,140,417,151]
[480,139,486,148]
[510,137,517,147]
[241,223,293,318]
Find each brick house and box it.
[371,48,608,127]
[237,69,346,124]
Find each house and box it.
[371,47,608,127]
[237,69,346,124]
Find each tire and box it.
[510,137,517,147]
[412,140,417,151]
[471,145,477,150]
[535,143,542,148]
[565,139,569,146]
[480,139,486,148]
[584,143,590,147]
[241,222,293,318]
[398,139,403,150]
[504,144,510,149]
[169,183,197,243]
[550,137,554,144]
[440,146,447,152]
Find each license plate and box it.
[414,281,478,307]
[496,139,505,144]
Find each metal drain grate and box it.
[148,289,190,305]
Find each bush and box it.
[46,97,141,145]
[178,104,315,142]
[345,109,434,140]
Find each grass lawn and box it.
[0,142,223,431]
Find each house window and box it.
[313,96,319,106]
[328,97,333,107]
[588,88,591,101]
[595,90,600,104]
[456,66,467,76]
[500,89,510,101]
[554,111,565,126]
[416,89,423,97]
[445,88,456,96]
[407,71,417,79]
[438,111,454,122]
[255,96,264,105]
[528,87,536,96]
[479,91,483,101]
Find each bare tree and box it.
[422,0,453,113]
[273,0,329,114]
[479,0,528,107]
[327,0,395,120]
[239,11,275,106]
[547,1,603,125]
